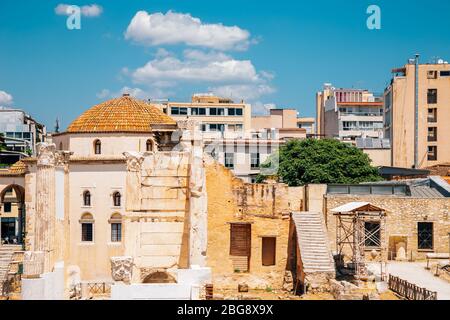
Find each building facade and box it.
[0,108,46,164]
[162,94,252,139]
[316,84,384,142]
[384,59,450,168]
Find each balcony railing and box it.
[340,112,384,117]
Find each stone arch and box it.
[142,271,177,284]
[0,184,25,245]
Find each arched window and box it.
[113,192,121,207]
[80,213,94,242]
[109,213,122,242]
[146,139,154,152]
[94,140,101,155]
[83,191,91,206]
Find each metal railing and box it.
[388,274,437,300]
[87,282,112,296]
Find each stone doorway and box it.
[388,236,408,261]
[0,184,25,246]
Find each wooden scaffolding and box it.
[332,202,386,278]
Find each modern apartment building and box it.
[316,84,384,141]
[162,93,251,140]
[0,107,46,164]
[251,109,311,140]
[297,117,316,135]
[384,58,450,168]
[156,94,278,183]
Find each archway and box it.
[142,271,176,284]
[0,184,25,246]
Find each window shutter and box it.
[230,224,251,256]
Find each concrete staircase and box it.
[0,245,22,296]
[292,212,335,274]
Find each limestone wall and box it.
[325,195,450,261]
[206,160,303,290]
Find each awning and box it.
[331,202,385,213]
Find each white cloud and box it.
[0,90,13,107]
[210,84,275,101]
[125,11,251,50]
[55,4,103,17]
[131,50,260,84]
[96,89,110,99]
[251,101,277,115]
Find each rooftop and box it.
[65,94,176,134]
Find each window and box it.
[113,192,121,207]
[428,108,437,123]
[364,222,381,248]
[251,153,260,169]
[110,213,122,242]
[59,142,63,150]
[3,202,12,213]
[146,139,154,152]
[209,124,225,132]
[94,140,101,155]
[190,107,206,116]
[209,108,224,116]
[201,124,207,132]
[440,70,450,77]
[23,132,31,139]
[418,222,433,250]
[83,191,91,206]
[227,108,243,116]
[80,213,94,242]
[427,70,437,79]
[225,153,234,169]
[428,146,437,161]
[427,127,437,142]
[427,89,437,104]
[262,237,276,266]
[171,107,188,115]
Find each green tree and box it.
[256,139,382,186]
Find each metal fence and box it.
[87,282,112,296]
[388,274,437,300]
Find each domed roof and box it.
[66,94,176,133]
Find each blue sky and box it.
[0,0,449,130]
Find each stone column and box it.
[123,152,144,212]
[179,120,208,267]
[34,143,57,273]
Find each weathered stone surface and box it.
[325,196,450,261]
[22,251,45,277]
[111,256,133,283]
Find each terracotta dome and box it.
[66,94,176,133]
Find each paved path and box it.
[369,262,450,300]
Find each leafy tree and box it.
[256,139,382,186]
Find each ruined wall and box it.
[206,160,303,290]
[325,195,450,261]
